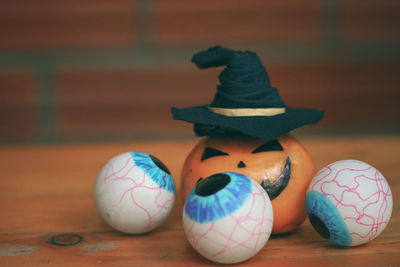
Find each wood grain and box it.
[0,136,399,266]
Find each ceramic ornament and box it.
[306,159,393,246]
[183,172,273,264]
[180,134,315,234]
[94,152,175,234]
[171,46,324,234]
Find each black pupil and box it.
[309,213,330,239]
[195,173,231,196]
[150,155,171,174]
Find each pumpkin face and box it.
[181,134,315,234]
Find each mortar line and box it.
[35,56,58,144]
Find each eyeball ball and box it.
[183,172,273,264]
[306,159,393,246]
[94,152,175,234]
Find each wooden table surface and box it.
[0,136,399,266]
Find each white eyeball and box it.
[183,172,273,264]
[94,152,175,234]
[306,159,392,246]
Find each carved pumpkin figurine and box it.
[181,134,316,234]
[171,46,324,234]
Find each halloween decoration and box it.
[171,46,324,234]
[183,172,273,264]
[181,134,315,234]
[94,152,175,234]
[306,159,392,246]
[171,46,324,140]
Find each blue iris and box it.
[131,152,175,194]
[184,172,252,224]
[306,190,352,246]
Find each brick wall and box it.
[1,0,399,144]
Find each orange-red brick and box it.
[268,63,400,129]
[340,0,400,41]
[0,0,135,50]
[0,71,37,140]
[57,68,220,138]
[57,63,400,138]
[154,0,321,45]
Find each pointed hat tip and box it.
[191,46,236,69]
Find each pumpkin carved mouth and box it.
[195,156,292,201]
[260,156,291,200]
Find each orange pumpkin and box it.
[181,134,315,234]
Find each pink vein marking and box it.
[186,186,271,259]
[102,155,173,231]
[318,164,391,242]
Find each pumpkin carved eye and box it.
[252,140,283,153]
[201,147,229,161]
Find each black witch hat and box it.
[171,46,324,140]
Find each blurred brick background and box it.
[1,0,399,144]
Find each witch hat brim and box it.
[171,46,324,140]
[171,105,324,140]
